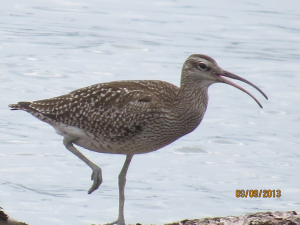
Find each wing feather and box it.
[10,80,179,139]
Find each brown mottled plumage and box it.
[9,54,267,225]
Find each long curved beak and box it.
[217,70,268,108]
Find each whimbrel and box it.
[9,54,267,224]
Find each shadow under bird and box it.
[9,54,268,225]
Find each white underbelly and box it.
[53,122,158,154]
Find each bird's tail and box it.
[8,102,31,110]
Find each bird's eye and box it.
[198,62,207,70]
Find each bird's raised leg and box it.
[108,154,133,225]
[63,137,102,194]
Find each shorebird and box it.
[9,54,267,225]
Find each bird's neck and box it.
[178,80,209,112]
[175,80,210,133]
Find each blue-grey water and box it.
[1,0,300,224]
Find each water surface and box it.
[1,0,300,224]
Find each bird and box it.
[9,54,268,225]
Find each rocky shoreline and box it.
[1,207,300,225]
[0,208,28,225]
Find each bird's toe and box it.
[88,167,103,194]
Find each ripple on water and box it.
[15,153,44,157]
[220,122,240,127]
[90,71,114,76]
[208,138,244,146]
[26,57,39,61]
[5,140,38,144]
[274,162,290,167]
[0,152,43,157]
[286,202,300,207]
[22,70,64,78]
[254,150,276,155]
[260,110,286,115]
[169,146,209,155]
[111,44,149,51]
[0,74,11,82]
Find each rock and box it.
[2,208,300,225]
[166,211,300,225]
[0,208,28,225]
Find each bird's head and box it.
[181,54,268,108]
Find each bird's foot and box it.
[104,219,125,225]
[88,166,103,194]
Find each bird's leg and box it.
[63,137,103,194]
[108,154,133,225]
